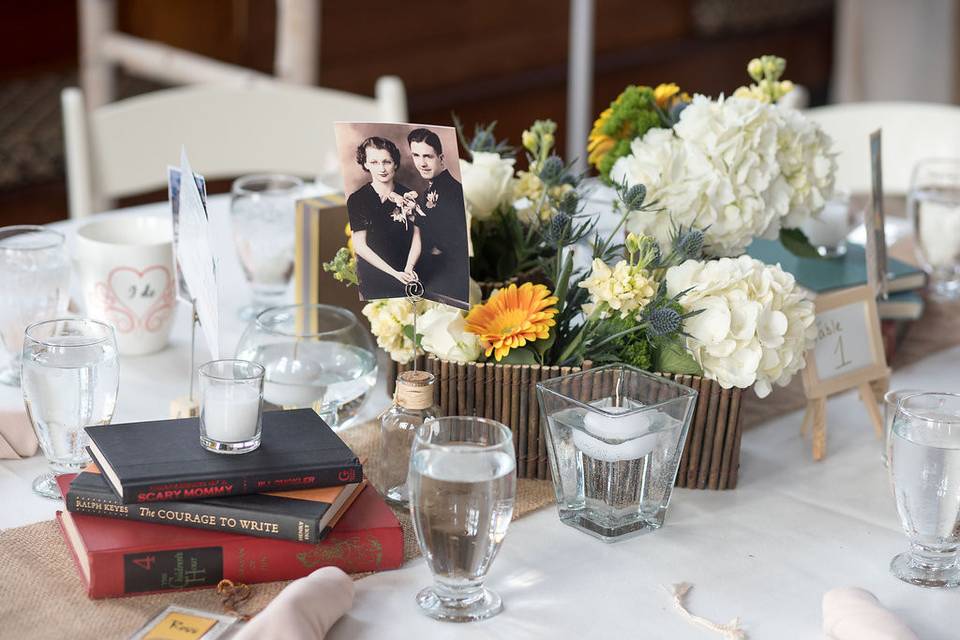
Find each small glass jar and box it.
[199,359,265,454]
[378,370,439,507]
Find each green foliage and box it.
[653,340,703,375]
[779,227,821,259]
[322,247,358,286]
[595,87,663,183]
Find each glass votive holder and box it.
[882,388,922,467]
[536,364,698,542]
[199,359,265,454]
[801,188,853,258]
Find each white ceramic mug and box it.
[75,216,176,355]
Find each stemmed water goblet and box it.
[0,226,70,386]
[888,392,960,588]
[408,416,517,622]
[21,318,119,499]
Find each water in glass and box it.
[0,227,70,386]
[22,327,119,499]
[889,392,960,588]
[240,341,377,424]
[908,160,960,300]
[408,417,516,622]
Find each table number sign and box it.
[801,285,889,460]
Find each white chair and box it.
[61,78,407,219]
[805,102,960,194]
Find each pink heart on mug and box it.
[94,265,174,334]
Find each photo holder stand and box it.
[405,278,424,373]
[800,285,890,460]
[169,300,201,419]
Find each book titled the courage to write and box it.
[86,409,362,504]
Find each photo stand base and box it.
[170,396,199,419]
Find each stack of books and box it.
[747,239,927,359]
[57,409,402,599]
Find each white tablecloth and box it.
[0,196,956,638]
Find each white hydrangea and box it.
[665,256,816,398]
[776,106,838,229]
[578,257,656,319]
[614,94,836,257]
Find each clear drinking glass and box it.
[0,226,70,386]
[230,174,304,318]
[408,416,517,622]
[235,304,377,428]
[199,359,265,454]
[21,318,119,499]
[537,364,698,542]
[882,388,922,467]
[908,158,960,300]
[801,187,853,258]
[889,392,960,588]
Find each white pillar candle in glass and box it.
[801,189,852,258]
[199,359,265,454]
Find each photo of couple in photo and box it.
[334,122,470,309]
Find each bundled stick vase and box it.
[387,358,745,489]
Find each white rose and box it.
[460,152,515,221]
[418,304,481,364]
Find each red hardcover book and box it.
[56,478,402,599]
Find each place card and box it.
[130,605,241,640]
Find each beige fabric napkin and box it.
[0,411,38,459]
[823,587,919,640]
[234,567,354,640]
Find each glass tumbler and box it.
[408,417,517,622]
[801,187,853,258]
[889,392,960,588]
[199,359,265,454]
[908,158,960,300]
[21,318,119,499]
[235,304,378,428]
[0,226,70,386]
[230,174,304,318]
[537,364,698,542]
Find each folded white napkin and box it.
[823,587,918,640]
[234,567,354,640]
[0,411,38,459]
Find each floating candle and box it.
[573,406,659,462]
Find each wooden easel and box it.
[800,285,890,461]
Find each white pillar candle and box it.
[203,384,261,442]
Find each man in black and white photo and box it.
[406,127,470,308]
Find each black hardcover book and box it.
[64,471,364,543]
[86,409,362,504]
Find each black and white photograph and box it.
[333,122,470,310]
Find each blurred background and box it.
[2,0,957,225]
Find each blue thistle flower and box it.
[677,228,705,259]
[621,184,647,210]
[646,307,682,337]
[539,156,565,185]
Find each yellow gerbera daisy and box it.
[587,106,617,167]
[465,283,559,361]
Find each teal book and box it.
[746,239,926,294]
[877,290,925,321]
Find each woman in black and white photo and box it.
[346,136,422,300]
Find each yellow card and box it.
[143,611,218,640]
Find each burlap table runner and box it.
[0,419,556,640]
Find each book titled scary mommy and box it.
[86,409,362,504]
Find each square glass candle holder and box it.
[537,364,698,542]
[199,359,265,454]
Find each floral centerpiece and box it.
[325,55,829,487]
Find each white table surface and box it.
[1,195,957,639]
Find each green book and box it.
[746,239,926,294]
